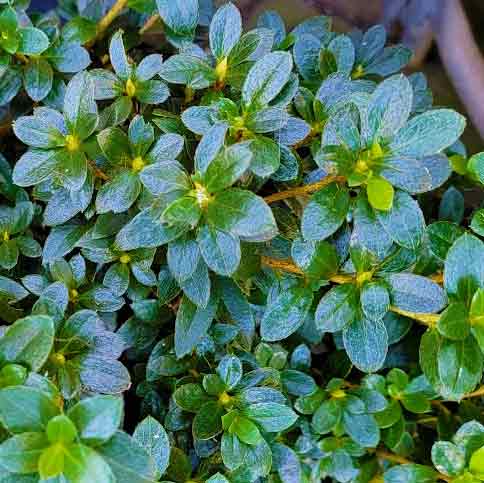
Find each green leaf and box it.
[116,208,187,251]
[360,282,390,321]
[203,142,252,192]
[470,446,484,480]
[242,402,298,432]
[343,411,380,447]
[437,302,470,341]
[109,30,130,79]
[230,416,262,446]
[210,2,242,60]
[468,152,484,184]
[0,315,54,371]
[46,39,91,73]
[248,136,281,177]
[46,415,78,444]
[193,401,224,440]
[221,431,248,470]
[431,441,466,477]
[445,234,484,306]
[156,0,199,37]
[160,54,215,89]
[197,224,241,277]
[367,176,394,211]
[217,355,242,389]
[175,295,217,358]
[0,432,48,474]
[97,431,158,483]
[389,109,466,158]
[471,209,484,237]
[246,107,289,134]
[439,186,464,223]
[385,273,447,314]
[163,196,201,229]
[301,183,350,241]
[173,383,210,412]
[0,239,18,270]
[384,464,437,483]
[260,286,313,341]
[380,156,433,194]
[17,27,49,55]
[376,190,425,249]
[312,399,341,434]
[97,171,141,214]
[438,336,483,401]
[97,127,131,165]
[343,317,388,372]
[367,74,413,141]
[13,149,63,187]
[0,387,59,433]
[24,58,53,102]
[140,160,190,197]
[64,71,98,140]
[195,122,228,174]
[208,188,277,242]
[63,443,115,483]
[315,284,359,332]
[133,416,170,478]
[67,395,123,445]
[242,51,293,107]
[167,235,200,282]
[292,238,338,279]
[0,8,19,54]
[104,262,130,296]
[427,221,465,261]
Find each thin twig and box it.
[139,14,161,35]
[260,256,440,326]
[263,176,346,204]
[88,0,129,46]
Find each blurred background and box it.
[30,0,484,153]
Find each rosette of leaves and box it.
[173,355,298,477]
[0,314,54,388]
[0,4,90,104]
[95,114,184,214]
[181,48,305,178]
[23,254,124,321]
[304,75,464,241]
[0,200,41,269]
[0,389,157,481]
[253,341,317,397]
[421,233,484,401]
[91,31,169,128]
[12,71,98,192]
[115,137,276,308]
[82,242,157,296]
[385,420,484,482]
[160,2,274,92]
[296,378,383,449]
[45,309,130,399]
[261,241,446,372]
[361,370,436,454]
[349,25,412,80]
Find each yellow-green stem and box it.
[88,0,128,46]
[263,176,346,204]
[139,14,161,35]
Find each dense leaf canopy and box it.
[0,0,483,482]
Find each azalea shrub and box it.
[1,0,484,481]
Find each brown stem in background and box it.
[263,176,345,204]
[139,14,161,35]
